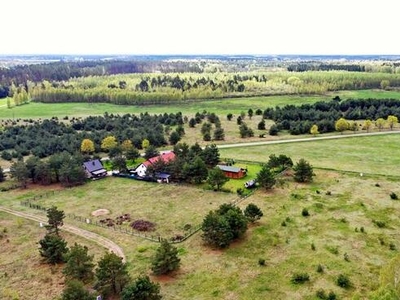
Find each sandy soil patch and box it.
[91,208,110,217]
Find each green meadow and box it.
[1,89,400,119]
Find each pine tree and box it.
[293,158,315,183]
[151,239,180,275]
[39,233,68,264]
[63,243,95,282]
[122,275,162,300]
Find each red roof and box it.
[143,151,176,167]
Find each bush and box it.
[316,264,324,273]
[373,220,386,228]
[327,291,337,300]
[344,252,350,262]
[390,192,398,200]
[258,258,266,266]
[291,272,310,284]
[269,124,279,136]
[302,208,309,217]
[316,288,326,299]
[130,220,156,231]
[317,290,337,300]
[1,151,12,161]
[244,203,263,222]
[389,242,397,250]
[336,274,351,288]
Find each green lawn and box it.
[219,133,400,177]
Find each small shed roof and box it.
[217,165,243,173]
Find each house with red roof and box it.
[135,151,176,178]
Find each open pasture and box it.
[219,133,400,177]
[20,177,238,239]
[2,168,400,299]
[1,89,400,120]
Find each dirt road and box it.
[216,130,400,149]
[0,206,126,262]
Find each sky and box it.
[2,0,399,56]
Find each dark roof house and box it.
[83,159,107,179]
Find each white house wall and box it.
[136,164,147,177]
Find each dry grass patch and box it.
[27,177,238,239]
[0,212,106,300]
[2,170,400,299]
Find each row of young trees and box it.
[39,206,179,299]
[22,70,400,105]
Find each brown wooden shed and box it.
[217,165,247,179]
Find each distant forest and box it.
[1,55,400,99]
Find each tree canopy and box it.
[293,158,315,183]
[202,204,248,248]
[151,239,181,275]
[121,275,162,300]
[95,252,130,297]
[63,243,95,283]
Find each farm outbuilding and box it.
[217,165,247,179]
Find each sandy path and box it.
[0,206,126,262]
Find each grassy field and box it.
[219,133,400,177]
[12,177,238,239]
[1,89,400,120]
[0,212,107,300]
[2,170,400,299]
[2,89,400,299]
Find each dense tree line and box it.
[10,152,87,187]
[287,63,366,72]
[0,60,203,96]
[263,98,400,135]
[0,112,185,158]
